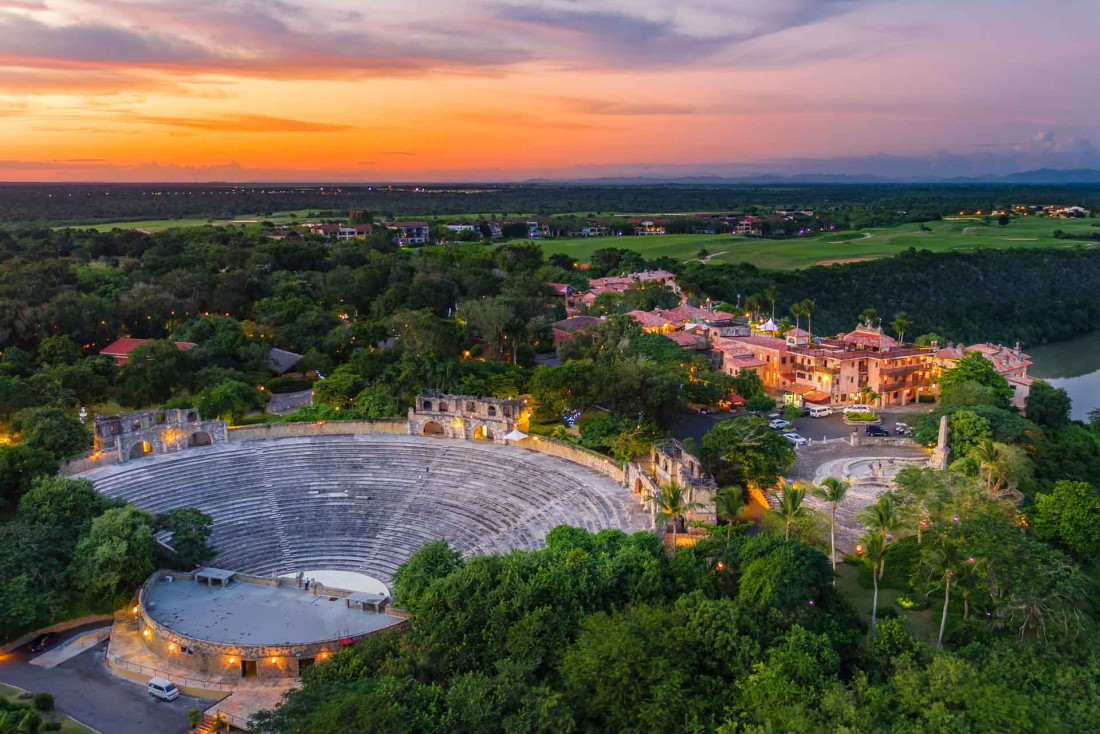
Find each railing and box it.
[106,649,238,692]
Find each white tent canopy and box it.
[763,318,778,332]
[503,429,529,441]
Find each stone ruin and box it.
[94,408,227,462]
[407,392,524,444]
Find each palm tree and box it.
[790,301,805,331]
[768,482,812,541]
[857,385,880,408]
[891,311,911,344]
[925,536,965,649]
[856,495,903,580]
[860,533,886,637]
[212,713,229,732]
[647,483,703,549]
[801,299,815,337]
[746,293,765,322]
[763,285,778,321]
[812,477,850,578]
[713,485,746,540]
[971,439,1005,494]
[858,307,879,327]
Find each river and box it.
[1028,333,1100,420]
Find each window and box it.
[423,400,433,412]
[488,406,497,417]
[439,402,449,412]
[466,401,475,412]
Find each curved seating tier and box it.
[80,435,652,582]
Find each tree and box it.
[744,394,775,413]
[194,380,267,424]
[858,307,879,326]
[0,444,58,514]
[856,495,903,580]
[647,483,703,548]
[921,533,964,649]
[712,485,745,540]
[938,353,1014,409]
[801,299,815,336]
[1089,407,1100,431]
[1025,381,1071,429]
[789,301,806,331]
[763,285,778,320]
[1030,480,1100,560]
[116,340,195,408]
[767,482,812,541]
[392,539,463,613]
[13,407,92,459]
[36,336,82,366]
[857,385,879,406]
[354,384,401,419]
[311,366,364,409]
[860,533,886,637]
[947,410,993,456]
[890,312,911,344]
[71,505,155,600]
[456,298,517,360]
[700,416,795,489]
[156,507,216,570]
[812,477,849,578]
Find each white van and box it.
[148,677,179,702]
[808,406,833,418]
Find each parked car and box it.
[783,432,808,446]
[865,426,890,437]
[147,677,180,702]
[768,419,791,430]
[698,408,710,415]
[894,422,911,435]
[808,405,834,418]
[767,412,781,419]
[26,633,56,653]
[844,404,874,414]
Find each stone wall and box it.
[509,436,624,483]
[407,393,524,444]
[227,419,407,442]
[136,570,405,678]
[0,613,117,654]
[60,449,120,476]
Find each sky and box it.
[1,0,1099,182]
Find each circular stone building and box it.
[81,433,651,584]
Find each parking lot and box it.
[0,630,209,734]
[672,405,930,446]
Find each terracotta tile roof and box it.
[803,390,832,403]
[784,328,812,338]
[100,338,196,356]
[664,332,708,349]
[628,310,670,329]
[841,327,898,350]
[726,335,787,350]
[724,355,766,369]
[552,315,601,333]
[547,283,574,296]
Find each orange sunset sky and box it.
[1,0,1099,181]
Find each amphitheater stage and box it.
[81,434,652,583]
[145,578,400,646]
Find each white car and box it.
[843,404,874,414]
[768,419,791,430]
[783,432,808,446]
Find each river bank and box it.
[1028,333,1100,420]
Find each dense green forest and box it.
[677,247,1100,345]
[2,182,1099,226]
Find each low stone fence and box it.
[509,436,624,483]
[1,613,117,654]
[59,450,120,476]
[849,434,919,448]
[227,419,407,442]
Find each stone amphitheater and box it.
[79,434,652,584]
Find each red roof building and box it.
[100,338,197,365]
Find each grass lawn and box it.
[538,216,1099,270]
[54,207,324,232]
[0,683,96,734]
[835,563,939,646]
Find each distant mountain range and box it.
[528,168,1100,186]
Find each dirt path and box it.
[686,250,728,263]
[817,256,877,266]
[828,232,873,244]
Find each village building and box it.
[100,338,197,366]
[933,341,1036,409]
[386,221,430,245]
[552,315,602,344]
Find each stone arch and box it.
[129,440,153,460]
[474,425,494,441]
[422,421,445,438]
[633,477,643,495]
[487,406,497,417]
[187,431,213,448]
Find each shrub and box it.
[894,595,926,610]
[43,722,63,732]
[745,394,776,413]
[875,606,899,620]
[33,692,54,711]
[266,376,312,394]
[845,412,879,422]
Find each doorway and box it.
[241,659,257,678]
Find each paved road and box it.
[0,635,208,734]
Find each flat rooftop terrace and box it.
[144,579,400,646]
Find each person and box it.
[304,578,310,591]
